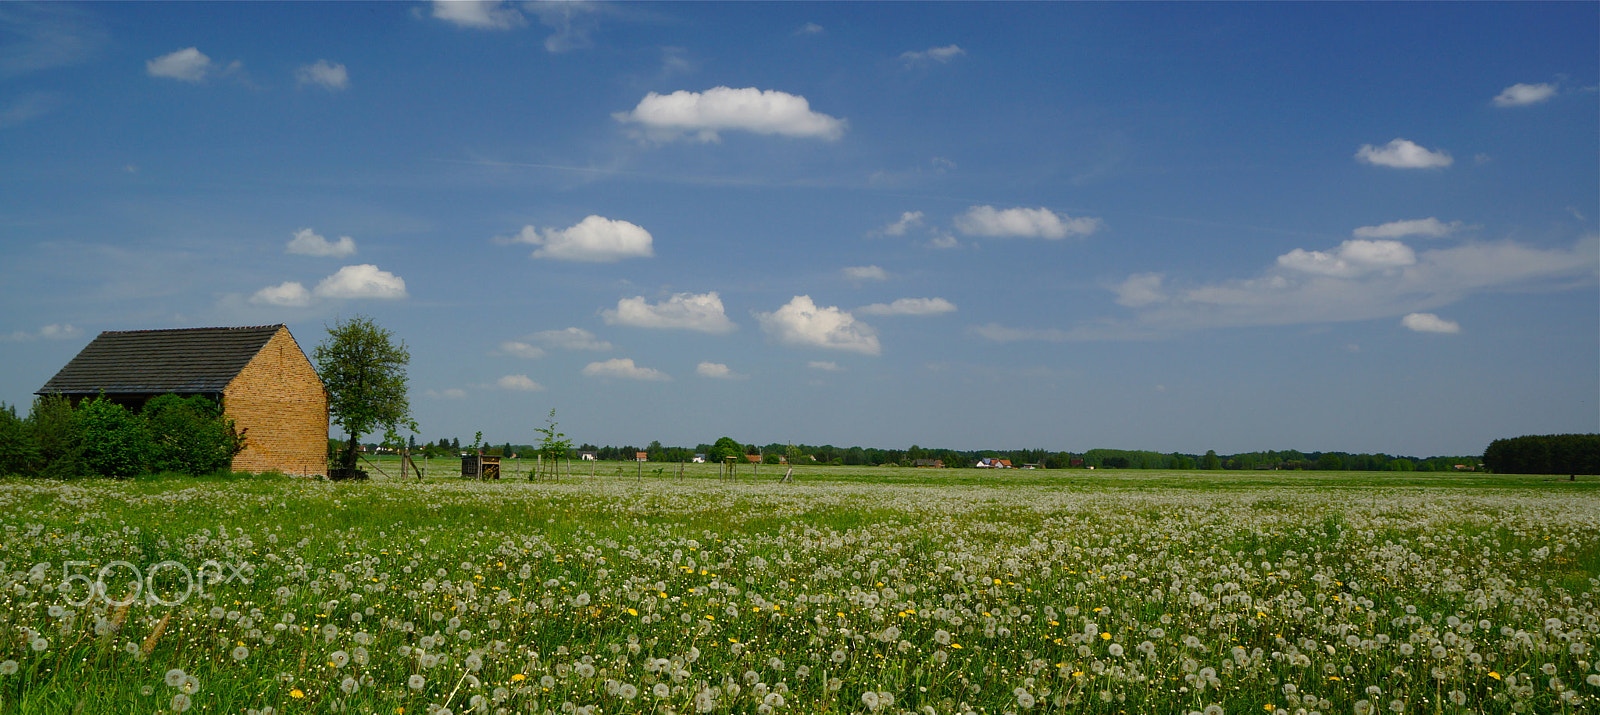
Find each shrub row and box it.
[0,394,245,478]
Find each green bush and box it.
[29,394,82,477]
[76,395,153,478]
[0,402,40,475]
[144,394,245,475]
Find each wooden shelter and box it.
[36,325,327,475]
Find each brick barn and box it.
[36,325,327,475]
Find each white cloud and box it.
[928,235,961,250]
[1401,313,1461,334]
[1355,138,1453,169]
[1112,235,1598,332]
[3,323,82,342]
[497,374,546,391]
[602,291,736,333]
[842,265,888,281]
[501,215,653,262]
[249,281,313,307]
[146,47,211,82]
[528,1,604,53]
[969,323,1070,343]
[1493,82,1557,107]
[1113,273,1166,307]
[1352,217,1463,240]
[901,44,965,65]
[529,327,612,351]
[795,22,824,35]
[873,211,924,237]
[286,228,356,257]
[0,92,62,130]
[295,60,348,90]
[425,388,468,399]
[696,361,747,380]
[756,295,880,355]
[613,86,846,143]
[430,0,525,30]
[807,360,843,372]
[582,358,671,381]
[1277,239,1416,278]
[856,297,956,317]
[313,264,408,300]
[495,341,545,359]
[954,205,1102,239]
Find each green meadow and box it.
[0,467,1596,714]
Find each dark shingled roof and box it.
[37,325,286,396]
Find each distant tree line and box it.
[1482,434,1599,476]
[0,394,244,478]
[377,434,1483,472]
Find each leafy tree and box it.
[314,315,416,475]
[1202,450,1222,470]
[144,394,244,475]
[77,395,152,478]
[533,409,573,479]
[0,402,39,475]
[709,436,743,463]
[30,395,82,477]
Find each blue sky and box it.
[3,2,1596,458]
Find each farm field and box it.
[0,468,1596,714]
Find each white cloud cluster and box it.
[842,265,888,281]
[430,0,525,30]
[1276,239,1416,278]
[1113,273,1166,307]
[873,211,923,237]
[1493,82,1557,107]
[426,388,467,399]
[756,295,880,355]
[856,297,956,317]
[955,205,1101,240]
[614,86,846,143]
[602,291,735,333]
[286,228,356,257]
[249,281,313,308]
[3,323,81,342]
[296,60,348,91]
[900,44,965,65]
[1401,313,1460,334]
[1110,234,1598,332]
[146,47,211,82]
[582,358,670,381]
[495,341,545,359]
[1355,138,1452,169]
[497,374,545,391]
[696,361,746,380]
[502,216,653,262]
[313,264,408,300]
[529,327,612,351]
[807,360,843,372]
[969,323,1070,343]
[796,22,824,36]
[1352,217,1462,240]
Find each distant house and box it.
[578,451,597,461]
[975,458,1013,469]
[635,452,649,462]
[912,459,944,468]
[692,453,706,463]
[745,454,761,463]
[36,324,326,475]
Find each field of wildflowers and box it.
[0,467,1596,714]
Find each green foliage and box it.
[1484,433,1600,475]
[30,394,83,477]
[533,409,573,478]
[0,402,40,475]
[314,315,416,471]
[143,394,245,475]
[76,395,153,478]
[709,436,743,463]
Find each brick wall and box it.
[224,327,327,475]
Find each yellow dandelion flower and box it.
[512,674,526,682]
[290,689,305,699]
[1264,705,1275,712]
[1100,632,1112,641]
[1488,671,1501,680]
[627,608,639,616]
[704,614,714,620]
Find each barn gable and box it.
[37,325,328,476]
